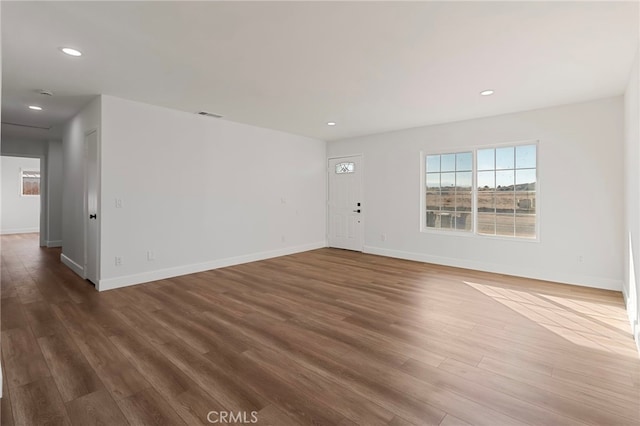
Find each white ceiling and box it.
[2,1,638,142]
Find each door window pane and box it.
[335,162,354,174]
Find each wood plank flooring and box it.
[1,233,639,425]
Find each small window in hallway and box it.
[21,170,40,196]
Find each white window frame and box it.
[421,140,539,242]
[20,168,41,197]
[422,149,474,235]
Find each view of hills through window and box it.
[426,144,537,238]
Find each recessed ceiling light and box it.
[28,105,43,111]
[60,47,82,57]
[327,122,336,126]
[480,90,494,96]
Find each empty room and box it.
[1,1,639,425]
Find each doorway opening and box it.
[0,155,43,243]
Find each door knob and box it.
[89,214,97,219]
[353,209,361,213]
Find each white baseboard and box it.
[46,240,62,248]
[61,253,84,278]
[621,286,640,357]
[98,241,327,291]
[363,245,623,292]
[1,227,39,235]
[622,286,635,326]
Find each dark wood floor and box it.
[1,233,639,425]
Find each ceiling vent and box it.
[197,111,223,118]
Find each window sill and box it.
[421,228,539,243]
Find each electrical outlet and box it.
[147,250,155,261]
[115,256,122,266]
[115,198,123,208]
[577,255,583,264]
[381,233,387,242]
[281,235,286,242]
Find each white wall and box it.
[2,138,47,157]
[61,96,101,276]
[1,156,40,234]
[99,95,326,290]
[623,47,640,351]
[329,97,624,291]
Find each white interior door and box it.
[328,155,363,251]
[85,130,99,285]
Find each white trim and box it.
[19,168,41,197]
[61,253,85,278]
[620,286,639,356]
[327,154,365,252]
[0,228,39,235]
[363,245,623,291]
[84,129,101,285]
[421,140,540,241]
[98,241,327,291]
[327,153,364,161]
[622,285,631,320]
[46,240,62,248]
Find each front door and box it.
[328,155,363,251]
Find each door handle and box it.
[353,209,361,213]
[89,214,97,219]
